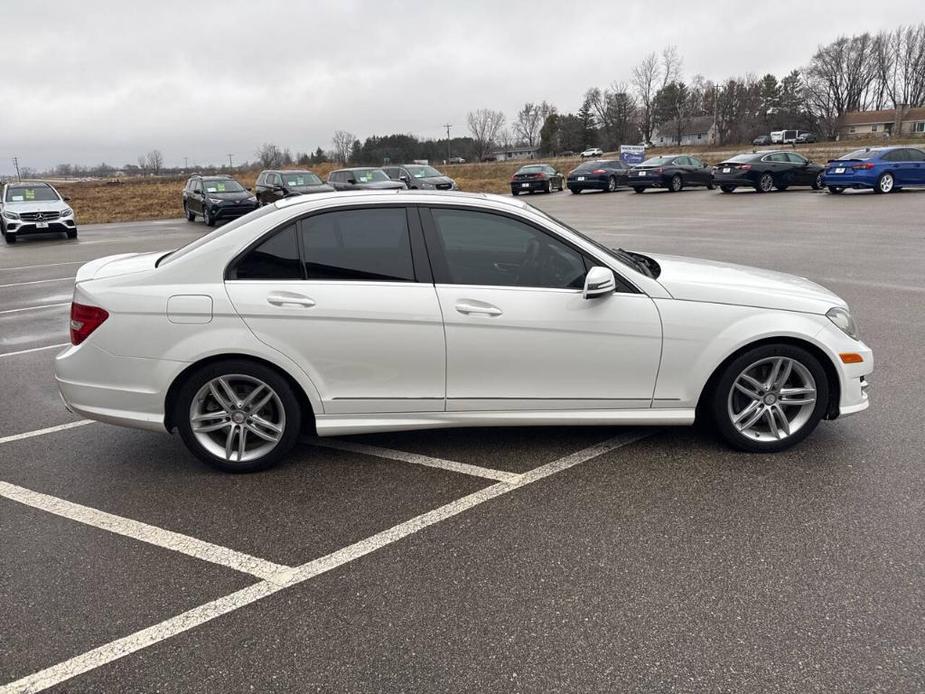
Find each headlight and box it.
[421,182,435,189]
[827,306,859,340]
[248,196,257,203]
[2,210,20,220]
[208,198,223,204]
[60,207,73,217]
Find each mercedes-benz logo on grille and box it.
[36,213,45,221]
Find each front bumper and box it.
[4,217,76,235]
[209,202,258,220]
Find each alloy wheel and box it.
[189,374,286,463]
[727,356,816,442]
[758,173,774,192]
[607,176,616,192]
[878,173,894,193]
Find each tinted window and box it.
[430,208,587,290]
[300,208,415,282]
[689,157,704,167]
[906,148,925,161]
[883,149,910,162]
[787,153,807,164]
[234,225,301,280]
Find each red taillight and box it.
[653,167,663,174]
[70,302,109,345]
[532,173,544,179]
[854,162,875,170]
[739,164,752,171]
[591,169,607,174]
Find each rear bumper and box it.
[55,342,182,432]
[511,180,548,192]
[567,177,608,190]
[627,175,665,188]
[713,174,755,187]
[821,172,878,189]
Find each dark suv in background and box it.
[382,164,457,190]
[182,175,258,226]
[255,169,333,205]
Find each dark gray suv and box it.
[382,164,458,190]
[326,168,406,191]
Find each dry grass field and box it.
[49,136,923,225]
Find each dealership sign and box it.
[620,145,645,165]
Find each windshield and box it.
[203,179,245,193]
[5,185,59,202]
[725,154,756,163]
[282,172,322,186]
[839,149,877,161]
[405,165,442,178]
[158,205,277,267]
[517,165,545,173]
[352,169,389,183]
[640,156,675,166]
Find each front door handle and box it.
[267,292,315,308]
[455,300,502,316]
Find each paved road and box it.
[1,189,923,692]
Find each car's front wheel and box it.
[756,173,774,193]
[668,174,683,192]
[203,207,215,226]
[66,229,77,240]
[720,185,736,193]
[711,344,829,453]
[606,176,617,192]
[827,186,845,194]
[175,360,302,472]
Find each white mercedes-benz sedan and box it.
[55,191,872,472]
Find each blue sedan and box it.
[822,146,925,194]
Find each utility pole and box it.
[442,123,452,163]
[227,153,234,169]
[184,156,189,170]
[12,156,21,182]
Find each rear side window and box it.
[234,225,302,280]
[907,149,925,161]
[300,208,415,282]
[787,153,807,164]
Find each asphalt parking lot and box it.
[1,188,923,693]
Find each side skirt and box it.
[315,408,695,437]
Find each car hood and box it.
[646,252,845,314]
[204,190,253,201]
[2,200,69,213]
[417,176,455,186]
[290,184,335,193]
[356,181,405,189]
[75,252,161,283]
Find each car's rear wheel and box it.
[632,186,646,194]
[756,172,774,193]
[812,172,824,190]
[184,203,195,221]
[874,172,894,194]
[711,344,828,453]
[606,176,617,192]
[827,186,845,194]
[544,181,552,194]
[668,174,683,192]
[570,187,581,194]
[720,185,736,193]
[707,181,716,190]
[175,360,302,473]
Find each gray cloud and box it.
[2,0,923,173]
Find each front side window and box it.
[787,153,807,164]
[429,208,587,290]
[234,225,301,280]
[906,148,925,161]
[282,172,321,186]
[300,208,415,282]
[351,169,390,183]
[881,149,904,162]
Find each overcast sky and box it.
[2,0,923,174]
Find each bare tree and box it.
[804,33,879,137]
[632,52,661,144]
[873,24,925,114]
[137,154,147,175]
[331,130,356,163]
[661,45,683,89]
[513,103,543,147]
[255,143,283,168]
[467,109,506,161]
[146,149,163,175]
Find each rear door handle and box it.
[267,292,315,308]
[455,301,502,316]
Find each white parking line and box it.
[0,343,69,358]
[0,481,294,583]
[312,439,522,483]
[0,430,649,693]
[0,302,70,316]
[0,276,74,289]
[0,420,94,446]
[0,261,82,272]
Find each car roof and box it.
[332,167,382,172]
[275,189,526,211]
[7,181,52,188]
[264,169,315,174]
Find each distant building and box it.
[653,116,719,147]
[838,106,925,139]
[489,145,538,162]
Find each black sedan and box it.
[567,160,630,194]
[713,151,825,193]
[255,169,333,205]
[510,164,563,195]
[627,155,715,193]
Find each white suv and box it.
[1,181,77,244]
[580,147,604,158]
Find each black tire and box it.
[707,181,716,190]
[720,185,736,193]
[66,229,78,240]
[755,172,774,193]
[204,207,215,226]
[4,233,15,244]
[710,343,829,453]
[184,203,195,221]
[570,187,581,194]
[668,174,683,192]
[873,172,894,194]
[606,176,617,193]
[544,181,552,194]
[174,359,303,473]
[511,190,520,196]
[632,186,646,194]
[827,186,845,194]
[811,172,824,190]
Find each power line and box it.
[227,153,234,168]
[12,156,21,182]
[442,123,452,163]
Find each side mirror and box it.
[63,196,71,202]
[347,178,357,185]
[400,175,411,184]
[246,187,253,192]
[583,266,616,299]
